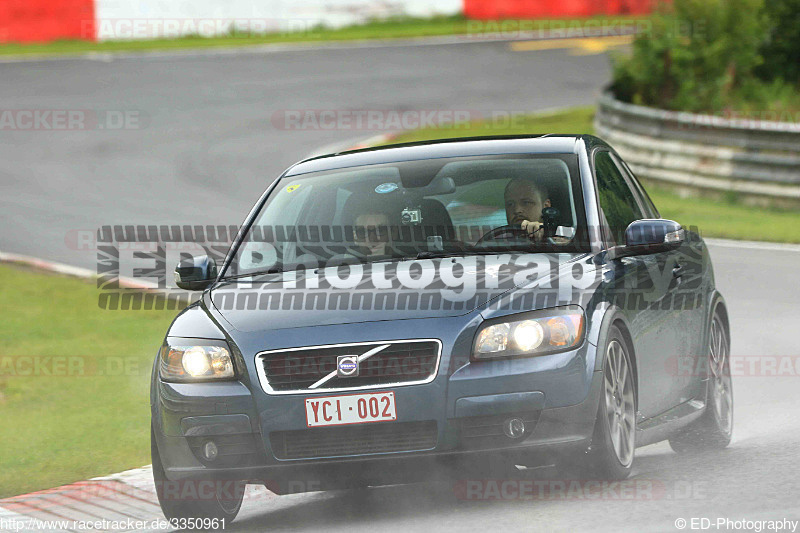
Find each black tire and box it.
[151,424,244,526]
[559,325,635,480]
[669,310,733,453]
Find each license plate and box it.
[305,391,396,427]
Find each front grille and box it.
[270,420,438,460]
[256,340,441,393]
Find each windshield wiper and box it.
[414,250,499,259]
[415,244,561,258]
[363,247,550,264]
[369,249,536,262]
[221,265,284,280]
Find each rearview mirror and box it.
[609,219,685,259]
[174,254,217,291]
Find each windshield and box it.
[224,154,588,278]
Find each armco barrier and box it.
[594,93,800,208]
[0,0,94,43]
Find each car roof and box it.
[285,134,608,176]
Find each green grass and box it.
[0,265,177,497]
[0,14,644,57]
[645,185,800,243]
[384,106,800,243]
[381,106,597,144]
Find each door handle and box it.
[672,263,685,278]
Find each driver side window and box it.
[594,151,645,246]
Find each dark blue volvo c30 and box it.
[150,135,732,522]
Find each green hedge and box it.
[611,0,799,114]
[758,0,800,83]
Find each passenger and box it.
[354,212,390,256]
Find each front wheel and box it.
[669,311,733,452]
[151,424,244,525]
[558,326,635,480]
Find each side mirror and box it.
[174,255,217,291]
[609,219,685,259]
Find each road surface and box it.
[0,39,609,271]
[223,241,800,532]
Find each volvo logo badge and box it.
[337,355,359,378]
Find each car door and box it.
[594,150,684,419]
[615,154,708,405]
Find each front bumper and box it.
[153,347,602,486]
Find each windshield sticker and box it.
[375,182,399,194]
[285,184,301,193]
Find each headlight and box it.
[472,307,585,360]
[159,341,235,381]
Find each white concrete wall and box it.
[95,0,462,40]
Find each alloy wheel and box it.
[604,339,635,467]
[709,315,733,435]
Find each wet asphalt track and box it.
[2,40,799,532]
[223,242,800,533]
[0,39,608,271]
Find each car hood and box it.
[210,253,587,332]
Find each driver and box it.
[504,178,552,241]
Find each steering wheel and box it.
[476,225,530,246]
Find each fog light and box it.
[503,417,526,439]
[203,441,219,461]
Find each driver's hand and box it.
[520,220,544,241]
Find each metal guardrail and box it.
[594,93,800,207]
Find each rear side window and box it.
[594,151,645,245]
[615,155,660,219]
